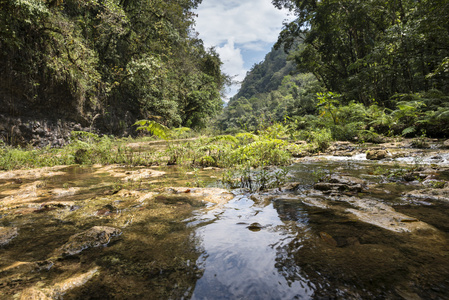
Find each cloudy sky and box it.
[194,0,293,99]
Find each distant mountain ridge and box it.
[232,46,295,102]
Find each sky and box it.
[193,0,294,100]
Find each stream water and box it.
[1,155,449,299]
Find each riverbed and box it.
[1,142,449,299]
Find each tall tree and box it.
[273,0,449,106]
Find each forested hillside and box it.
[274,0,449,105]
[0,0,226,143]
[217,45,323,132]
[220,0,449,139]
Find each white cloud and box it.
[216,39,245,81]
[194,0,290,49]
[194,0,293,98]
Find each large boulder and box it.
[366,149,390,160]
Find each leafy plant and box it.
[134,120,170,140]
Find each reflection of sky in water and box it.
[191,196,313,299]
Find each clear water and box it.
[1,160,449,299]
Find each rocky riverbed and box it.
[1,140,449,299]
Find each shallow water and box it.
[1,158,449,299]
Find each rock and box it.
[366,149,390,160]
[161,187,234,204]
[51,267,99,297]
[247,222,263,232]
[0,260,53,275]
[341,196,435,233]
[18,267,99,300]
[404,187,449,202]
[0,227,18,246]
[279,182,301,192]
[319,232,338,247]
[314,175,366,193]
[443,139,449,149]
[19,288,51,300]
[54,226,121,257]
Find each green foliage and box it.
[134,120,170,140]
[0,0,226,133]
[276,0,449,106]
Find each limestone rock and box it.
[366,149,390,160]
[0,226,18,246]
[161,187,234,204]
[403,187,449,202]
[54,226,121,257]
[19,288,51,300]
[314,175,366,193]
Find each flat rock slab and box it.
[54,226,121,257]
[314,175,366,192]
[161,187,234,204]
[0,226,18,246]
[404,187,449,201]
[18,267,99,299]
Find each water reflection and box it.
[191,195,314,299]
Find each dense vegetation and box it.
[217,44,324,132]
[219,0,449,140]
[0,0,227,132]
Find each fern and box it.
[401,126,416,136]
[134,120,170,140]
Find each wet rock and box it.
[0,166,66,180]
[314,175,365,193]
[50,267,99,298]
[366,149,390,160]
[0,226,18,246]
[54,226,122,257]
[280,182,301,192]
[247,222,263,232]
[161,187,234,204]
[50,187,80,198]
[96,204,116,216]
[340,196,435,233]
[19,287,51,300]
[422,179,447,189]
[102,166,165,182]
[443,139,449,149]
[0,260,54,286]
[18,267,99,299]
[404,187,449,202]
[319,232,337,247]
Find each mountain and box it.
[217,44,323,132]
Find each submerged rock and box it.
[19,287,51,300]
[18,267,99,299]
[51,267,99,298]
[0,226,18,246]
[54,226,121,257]
[161,187,234,204]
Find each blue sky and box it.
[194,0,293,99]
